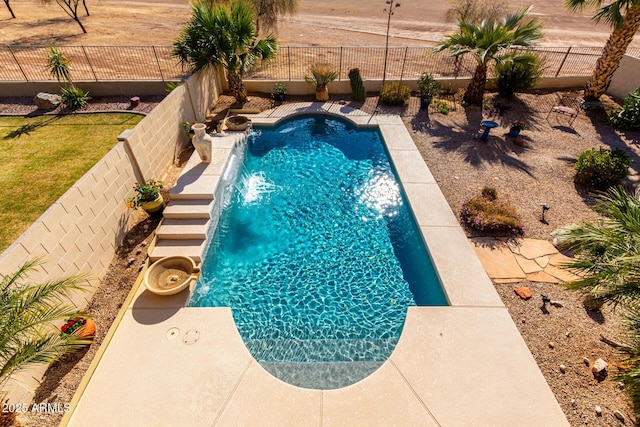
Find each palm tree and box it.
[1,259,89,388]
[559,187,640,308]
[565,0,640,101]
[251,0,298,33]
[433,7,543,106]
[173,0,278,103]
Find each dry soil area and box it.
[2,0,640,48]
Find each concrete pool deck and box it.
[64,103,569,426]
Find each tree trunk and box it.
[228,71,247,103]
[4,0,15,18]
[463,64,487,106]
[584,5,640,101]
[74,16,87,33]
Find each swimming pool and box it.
[190,115,447,388]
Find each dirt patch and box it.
[1,0,640,48]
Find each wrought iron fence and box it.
[245,46,615,81]
[2,44,639,83]
[0,45,183,82]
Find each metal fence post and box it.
[555,46,572,78]
[152,46,165,81]
[8,46,28,82]
[399,46,408,81]
[338,46,343,81]
[82,46,99,82]
[287,46,292,81]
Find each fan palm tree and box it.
[434,7,543,106]
[559,187,640,308]
[1,259,89,388]
[173,0,278,103]
[566,0,640,101]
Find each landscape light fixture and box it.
[382,0,400,87]
[540,203,550,224]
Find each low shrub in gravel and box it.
[461,187,524,235]
[574,147,630,190]
[380,81,411,105]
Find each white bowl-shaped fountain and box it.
[144,256,199,296]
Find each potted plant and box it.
[127,179,164,216]
[417,72,440,110]
[274,82,286,101]
[182,121,196,140]
[509,120,527,137]
[305,63,338,102]
[60,313,96,341]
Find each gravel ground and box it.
[5,91,640,426]
[0,95,165,116]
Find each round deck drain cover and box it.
[183,329,200,345]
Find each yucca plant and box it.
[0,259,89,389]
[559,187,640,307]
[46,46,71,84]
[304,63,338,101]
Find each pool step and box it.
[163,199,213,219]
[156,219,209,240]
[243,337,398,363]
[260,360,383,390]
[169,175,219,200]
[150,239,207,263]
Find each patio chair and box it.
[546,95,580,126]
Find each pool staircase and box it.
[149,198,213,263]
[148,132,248,263]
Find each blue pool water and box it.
[190,115,447,388]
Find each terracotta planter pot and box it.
[75,318,96,340]
[315,86,329,101]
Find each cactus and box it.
[348,68,365,101]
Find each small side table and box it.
[480,120,499,142]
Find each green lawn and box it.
[0,113,143,253]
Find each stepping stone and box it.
[515,255,543,274]
[514,286,532,299]
[518,239,559,260]
[527,271,561,284]
[472,240,526,280]
[544,265,581,283]
[494,278,525,284]
[549,252,574,267]
[535,256,550,269]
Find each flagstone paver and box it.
[545,265,581,283]
[518,239,560,260]
[471,239,526,280]
[527,271,561,284]
[472,237,579,285]
[515,255,544,274]
[535,256,550,269]
[549,252,574,267]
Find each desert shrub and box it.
[380,81,411,105]
[574,147,630,190]
[607,87,640,130]
[493,53,541,99]
[431,99,453,114]
[461,187,524,235]
[61,86,90,110]
[417,72,440,100]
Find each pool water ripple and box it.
[190,116,446,388]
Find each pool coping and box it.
[64,103,569,426]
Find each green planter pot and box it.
[139,194,164,216]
